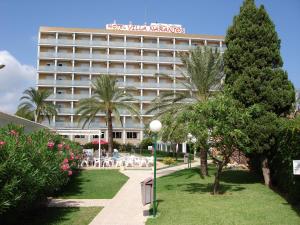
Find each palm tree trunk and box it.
[200,148,208,176]
[107,110,113,155]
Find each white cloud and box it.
[0,51,36,114]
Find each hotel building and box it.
[37,23,225,144]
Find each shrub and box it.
[139,137,153,150]
[0,124,82,216]
[83,140,121,151]
[162,157,176,166]
[269,117,300,203]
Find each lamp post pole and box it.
[150,120,162,218]
[153,133,157,216]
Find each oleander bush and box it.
[0,124,82,216]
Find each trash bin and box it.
[141,177,153,206]
[184,153,189,163]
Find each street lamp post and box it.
[149,119,162,217]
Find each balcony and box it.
[126,55,141,61]
[92,54,107,60]
[125,123,144,129]
[159,56,174,62]
[108,55,125,60]
[159,69,174,75]
[142,56,158,62]
[39,65,55,72]
[75,40,91,46]
[55,122,74,128]
[175,44,190,50]
[73,67,90,73]
[126,68,141,74]
[57,52,73,58]
[39,52,56,58]
[91,67,107,73]
[57,39,74,45]
[74,53,92,59]
[143,43,158,49]
[159,43,174,49]
[108,68,124,74]
[126,42,142,48]
[109,41,125,47]
[57,108,74,114]
[40,38,57,45]
[142,69,157,75]
[56,66,73,72]
[91,40,108,46]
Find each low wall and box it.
[0,111,50,133]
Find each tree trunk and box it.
[107,111,113,155]
[213,163,223,195]
[261,157,271,187]
[200,148,208,176]
[175,143,178,161]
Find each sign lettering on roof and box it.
[106,23,185,34]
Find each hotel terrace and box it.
[37,23,225,144]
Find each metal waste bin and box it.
[141,177,153,206]
[184,153,189,163]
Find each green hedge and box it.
[0,124,82,217]
[269,117,300,203]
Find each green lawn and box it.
[3,207,101,225]
[147,167,300,225]
[54,169,128,199]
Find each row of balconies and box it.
[38,80,186,89]
[54,107,154,115]
[39,52,183,63]
[44,121,145,129]
[38,66,183,76]
[39,38,214,50]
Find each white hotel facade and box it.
[37,23,225,145]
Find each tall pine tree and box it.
[224,0,295,116]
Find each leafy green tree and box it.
[149,46,224,175]
[18,87,57,123]
[224,0,295,115]
[159,112,188,160]
[76,75,139,154]
[190,95,250,194]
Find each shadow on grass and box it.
[0,207,80,225]
[148,199,164,216]
[54,170,86,197]
[221,169,261,184]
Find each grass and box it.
[2,207,101,225]
[54,169,128,199]
[147,167,300,225]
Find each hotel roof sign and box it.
[106,23,185,34]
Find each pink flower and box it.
[68,170,73,176]
[0,141,5,147]
[47,141,55,149]
[63,158,69,164]
[61,163,70,171]
[58,143,63,150]
[69,152,74,160]
[65,144,70,150]
[9,130,18,136]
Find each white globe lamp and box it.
[149,120,162,133]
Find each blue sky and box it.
[0,0,299,113]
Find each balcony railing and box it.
[91,40,108,46]
[57,39,74,45]
[143,43,158,48]
[108,68,124,74]
[75,40,91,46]
[142,56,158,62]
[142,69,157,75]
[126,55,141,61]
[126,42,142,48]
[109,41,125,47]
[57,52,73,58]
[159,43,174,49]
[159,56,174,62]
[175,44,190,50]
[39,52,56,58]
[108,55,125,60]
[40,38,56,45]
[126,68,141,74]
[74,53,92,59]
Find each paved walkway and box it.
[89,161,200,225]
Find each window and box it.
[46,63,51,66]
[126,132,137,139]
[93,132,104,139]
[58,63,63,66]
[75,135,85,139]
[113,132,122,139]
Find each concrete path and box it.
[48,198,110,207]
[89,161,200,225]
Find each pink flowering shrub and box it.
[0,124,82,216]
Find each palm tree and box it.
[18,87,57,123]
[15,105,34,121]
[148,46,224,176]
[76,75,140,154]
